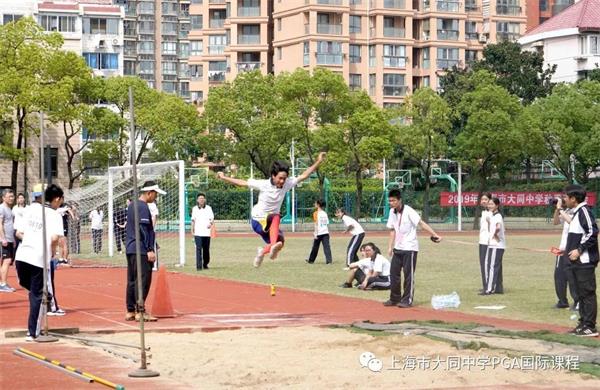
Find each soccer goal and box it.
[107,161,186,266]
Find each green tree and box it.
[396,88,451,221]
[203,71,301,177]
[317,92,394,217]
[521,81,600,184]
[0,17,63,190]
[453,77,524,225]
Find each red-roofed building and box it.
[520,0,600,82]
[526,0,575,32]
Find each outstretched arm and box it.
[217,171,249,188]
[418,220,442,242]
[296,152,326,184]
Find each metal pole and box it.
[457,162,462,232]
[108,170,114,257]
[178,160,185,267]
[37,112,57,343]
[291,140,295,233]
[249,163,254,223]
[128,87,159,378]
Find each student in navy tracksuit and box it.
[563,184,599,337]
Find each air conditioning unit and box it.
[112,38,122,46]
[98,39,106,49]
[478,33,487,43]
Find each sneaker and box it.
[269,241,283,260]
[568,324,583,335]
[253,247,265,268]
[342,267,350,271]
[571,303,579,311]
[25,334,35,342]
[554,303,570,309]
[383,300,399,307]
[478,291,491,296]
[125,312,136,321]
[339,282,352,288]
[574,327,599,337]
[47,309,66,316]
[0,284,13,293]
[135,312,157,322]
[397,302,412,308]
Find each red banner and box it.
[440,192,597,207]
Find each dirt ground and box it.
[88,326,600,389]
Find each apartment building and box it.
[120,0,192,100]
[526,0,575,32]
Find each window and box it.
[191,91,204,104]
[383,44,406,68]
[496,22,520,40]
[591,36,600,55]
[124,20,136,35]
[124,60,136,75]
[41,147,58,178]
[303,41,310,66]
[2,14,22,24]
[162,22,178,35]
[465,21,477,40]
[422,47,430,68]
[383,74,406,96]
[369,73,376,95]
[349,44,361,63]
[162,42,177,55]
[277,18,281,31]
[349,15,361,33]
[437,19,459,40]
[139,60,154,74]
[191,40,203,55]
[436,47,459,69]
[466,49,478,64]
[190,64,203,79]
[349,74,362,91]
[139,1,155,13]
[39,15,76,32]
[369,44,376,67]
[191,15,203,29]
[208,35,227,54]
[179,43,190,58]
[179,23,190,39]
[316,41,343,65]
[277,47,282,60]
[83,18,119,34]
[209,61,227,82]
[138,41,154,54]
[83,53,119,70]
[162,82,177,93]
[162,61,177,75]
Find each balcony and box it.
[383,56,407,68]
[237,62,261,72]
[139,27,154,34]
[497,32,520,41]
[163,69,177,75]
[179,69,191,78]
[314,0,344,4]
[317,24,342,35]
[436,1,460,11]
[383,27,405,38]
[138,47,154,55]
[208,45,226,54]
[209,0,226,3]
[465,2,479,11]
[496,5,521,15]
[465,32,478,40]
[208,71,225,82]
[238,7,260,17]
[384,0,405,7]
[124,47,137,56]
[316,53,343,65]
[179,30,189,39]
[238,34,260,44]
[437,30,459,40]
[436,59,459,69]
[383,85,408,96]
[209,19,225,28]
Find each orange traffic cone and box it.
[151,264,176,318]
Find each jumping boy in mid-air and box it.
[218,152,326,267]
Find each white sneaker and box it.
[0,284,13,293]
[47,309,66,316]
[343,267,350,271]
[269,242,283,260]
[25,334,35,342]
[253,247,265,268]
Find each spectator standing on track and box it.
[114,199,129,255]
[306,200,332,265]
[191,193,214,270]
[552,195,578,310]
[335,208,365,269]
[480,197,506,295]
[0,189,16,292]
[14,184,64,341]
[89,206,103,254]
[477,193,492,293]
[12,193,26,252]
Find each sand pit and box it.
[88,326,600,389]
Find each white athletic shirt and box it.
[488,212,506,249]
[355,258,373,273]
[386,205,421,252]
[558,209,574,251]
[315,209,329,236]
[15,203,64,268]
[479,210,492,245]
[192,205,214,237]
[372,254,391,277]
[89,209,103,230]
[247,177,298,220]
[341,215,364,236]
[12,205,26,231]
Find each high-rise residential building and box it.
[188,0,526,107]
[119,0,192,100]
[526,0,575,32]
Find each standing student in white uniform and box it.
[191,193,214,270]
[552,195,578,309]
[335,208,365,268]
[481,197,506,295]
[218,152,326,267]
[478,193,492,293]
[306,199,332,264]
[384,189,442,308]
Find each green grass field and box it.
[75,231,598,328]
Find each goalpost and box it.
[107,161,186,266]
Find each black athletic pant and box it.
[346,233,365,266]
[126,254,153,312]
[115,227,126,253]
[572,266,597,329]
[92,229,102,253]
[389,250,418,305]
[555,255,579,306]
[194,236,211,270]
[308,233,332,264]
[16,261,44,337]
[479,244,487,290]
[484,247,504,294]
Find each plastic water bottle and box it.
[431,291,461,310]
